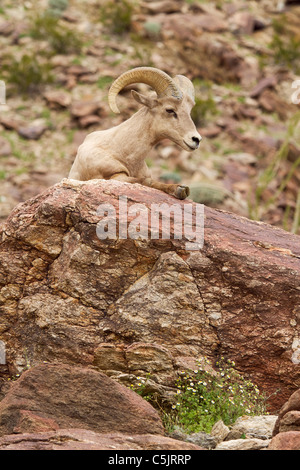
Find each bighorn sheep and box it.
[69,67,202,199]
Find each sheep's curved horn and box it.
[108,67,183,114]
[173,75,195,104]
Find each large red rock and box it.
[0,179,300,411]
[0,429,203,450]
[268,431,300,450]
[273,388,300,435]
[0,363,164,437]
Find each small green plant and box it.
[169,357,268,434]
[131,374,151,396]
[100,0,136,34]
[97,75,114,90]
[248,111,300,233]
[2,54,53,96]
[130,373,161,406]
[30,13,82,54]
[271,35,300,71]
[47,0,69,17]
[191,79,218,126]
[269,16,300,73]
[131,357,268,435]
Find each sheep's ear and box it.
[131,90,158,109]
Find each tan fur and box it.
[69,88,202,200]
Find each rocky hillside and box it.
[0,0,300,233]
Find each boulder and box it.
[210,420,230,444]
[17,119,49,140]
[272,388,300,435]
[0,137,12,156]
[43,90,72,109]
[267,431,300,451]
[0,429,203,450]
[225,415,277,440]
[0,178,300,411]
[170,427,217,449]
[215,438,270,451]
[70,99,103,118]
[0,363,164,437]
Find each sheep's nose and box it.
[192,135,202,148]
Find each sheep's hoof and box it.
[175,185,190,200]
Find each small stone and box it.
[67,65,95,76]
[258,89,295,120]
[142,0,183,14]
[70,100,101,118]
[229,11,255,34]
[79,115,102,128]
[198,125,222,138]
[216,438,270,450]
[0,116,21,131]
[194,14,228,32]
[250,76,277,98]
[18,120,48,140]
[210,420,230,444]
[43,90,71,108]
[0,21,14,36]
[169,427,216,450]
[186,431,217,450]
[0,137,12,156]
[226,415,277,440]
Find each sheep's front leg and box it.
[145,178,190,200]
[110,173,190,200]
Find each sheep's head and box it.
[108,67,202,152]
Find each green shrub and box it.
[248,111,300,233]
[132,357,269,435]
[47,0,68,17]
[2,54,53,96]
[97,75,114,90]
[171,358,268,434]
[270,16,300,72]
[271,34,300,70]
[100,0,136,34]
[191,80,218,125]
[30,13,82,54]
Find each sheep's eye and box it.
[166,109,177,118]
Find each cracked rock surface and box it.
[1,178,300,411]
